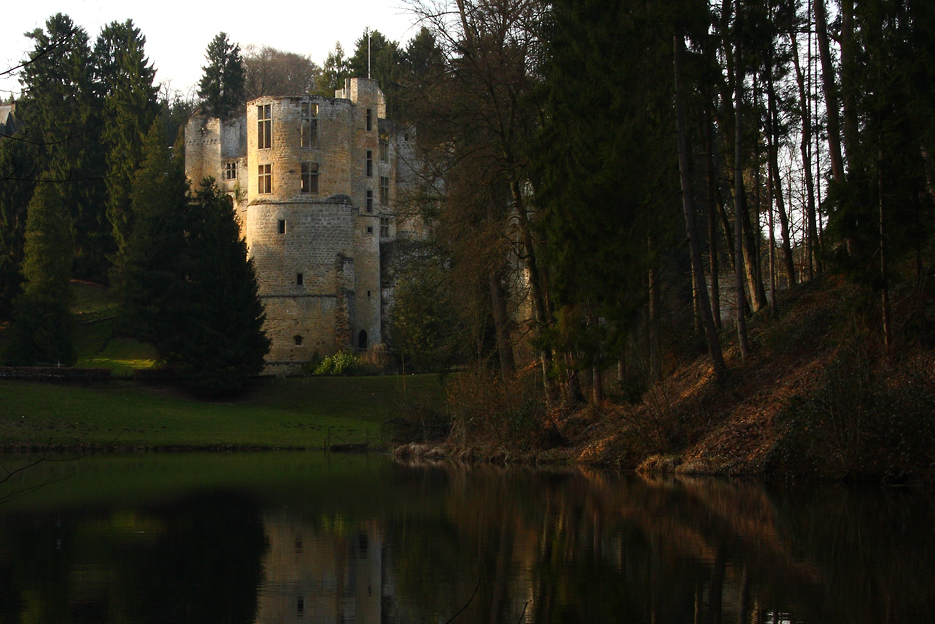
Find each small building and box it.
[184,78,419,374]
[0,103,20,139]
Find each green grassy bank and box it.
[0,375,445,450]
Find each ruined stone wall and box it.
[183,78,423,369]
[246,199,355,362]
[345,80,382,349]
[183,116,221,189]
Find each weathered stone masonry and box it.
[184,78,416,373]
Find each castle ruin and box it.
[184,78,419,373]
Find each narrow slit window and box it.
[301,162,319,194]
[257,104,272,149]
[366,108,372,131]
[278,219,286,234]
[366,150,373,177]
[300,102,318,147]
[259,164,272,194]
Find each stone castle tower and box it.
[184,78,419,373]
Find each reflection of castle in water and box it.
[256,514,387,624]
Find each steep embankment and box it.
[568,277,935,482]
[397,277,935,483]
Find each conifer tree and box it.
[120,121,189,333]
[198,33,246,120]
[19,13,109,282]
[96,20,160,258]
[315,43,350,96]
[0,138,36,321]
[123,129,269,393]
[349,30,403,117]
[177,180,270,392]
[4,177,76,366]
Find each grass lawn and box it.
[2,281,450,450]
[0,374,447,450]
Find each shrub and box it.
[772,340,935,482]
[314,350,359,375]
[445,366,547,451]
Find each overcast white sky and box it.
[1,0,422,99]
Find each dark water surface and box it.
[0,452,932,623]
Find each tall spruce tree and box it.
[4,177,76,366]
[198,33,246,120]
[123,129,269,393]
[0,136,36,321]
[19,14,109,282]
[95,20,160,259]
[349,30,403,117]
[531,0,683,387]
[315,43,350,96]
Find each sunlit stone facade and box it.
[184,78,418,373]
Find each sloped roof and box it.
[0,104,19,137]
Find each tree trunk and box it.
[840,0,859,161]
[592,364,603,404]
[739,188,767,310]
[509,176,556,397]
[733,37,751,358]
[675,35,728,382]
[649,259,661,380]
[704,110,721,329]
[768,153,777,314]
[766,69,797,288]
[815,0,846,184]
[791,28,819,280]
[488,266,516,377]
[880,154,890,351]
[564,350,584,405]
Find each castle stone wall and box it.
[185,78,421,371]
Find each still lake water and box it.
[0,452,932,623]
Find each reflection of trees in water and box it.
[121,492,267,624]
[383,464,935,624]
[0,492,267,624]
[0,462,933,623]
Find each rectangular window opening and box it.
[301,162,319,194]
[278,219,286,234]
[296,272,304,286]
[259,164,272,194]
[380,217,390,239]
[366,226,373,234]
[258,104,272,149]
[300,102,318,147]
[366,150,373,177]
[379,140,388,162]
[225,161,237,180]
[366,108,372,131]
[379,176,389,206]
[366,190,373,213]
